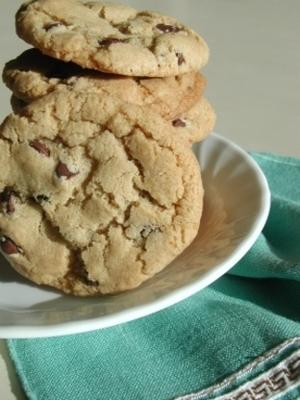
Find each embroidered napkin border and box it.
[175,337,300,400]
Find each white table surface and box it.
[0,1,299,398]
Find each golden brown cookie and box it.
[10,93,216,145]
[16,0,209,77]
[3,49,206,119]
[0,89,203,296]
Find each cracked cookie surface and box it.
[16,0,209,77]
[10,95,216,146]
[0,89,203,295]
[10,96,216,145]
[3,49,206,119]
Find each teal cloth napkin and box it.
[7,153,300,400]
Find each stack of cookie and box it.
[0,0,215,296]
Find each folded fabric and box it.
[7,152,300,400]
[232,153,300,280]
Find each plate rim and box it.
[0,133,271,338]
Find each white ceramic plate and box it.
[0,133,270,338]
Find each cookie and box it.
[10,93,215,144]
[171,98,216,144]
[3,49,206,119]
[10,94,215,144]
[16,0,209,77]
[0,89,203,296]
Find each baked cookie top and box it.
[16,0,209,77]
[3,49,206,119]
[0,89,203,295]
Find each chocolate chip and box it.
[44,22,63,32]
[98,38,126,47]
[0,236,21,255]
[0,188,13,203]
[7,196,15,214]
[36,195,50,203]
[0,188,16,214]
[119,25,130,34]
[172,118,186,128]
[176,52,185,66]
[30,140,50,157]
[156,24,182,33]
[56,162,78,179]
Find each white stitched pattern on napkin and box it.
[175,337,300,400]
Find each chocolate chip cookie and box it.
[0,89,203,295]
[3,49,206,119]
[16,0,209,77]
[10,93,216,145]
